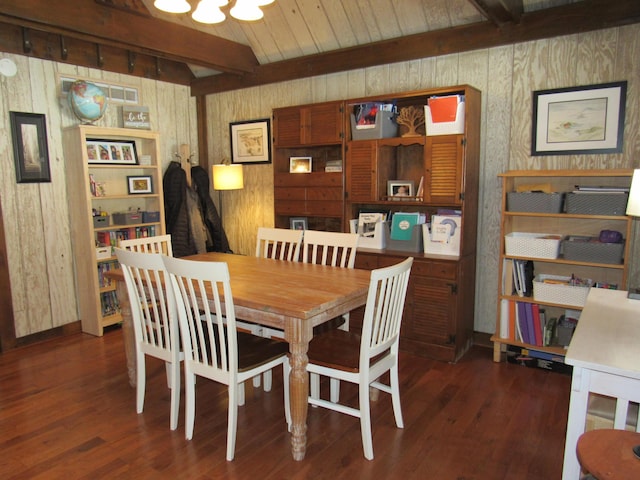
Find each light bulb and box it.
[230,0,264,21]
[154,0,191,14]
[192,0,226,24]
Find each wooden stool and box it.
[577,429,640,479]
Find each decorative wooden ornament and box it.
[397,106,425,137]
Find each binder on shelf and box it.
[390,212,423,240]
[423,215,461,256]
[349,219,387,250]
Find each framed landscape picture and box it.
[531,81,627,156]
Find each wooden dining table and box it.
[107,251,371,461]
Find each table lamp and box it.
[626,169,640,300]
[212,161,244,227]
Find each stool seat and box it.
[577,429,640,479]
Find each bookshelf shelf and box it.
[492,169,633,364]
[63,125,166,336]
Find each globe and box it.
[68,80,107,123]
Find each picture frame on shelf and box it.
[290,217,308,230]
[289,156,312,173]
[10,111,51,183]
[229,118,271,164]
[387,180,414,198]
[531,81,627,156]
[87,139,138,164]
[127,175,153,194]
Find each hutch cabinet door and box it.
[346,141,377,202]
[424,134,464,205]
[303,102,343,145]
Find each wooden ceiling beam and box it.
[191,0,640,96]
[467,0,523,26]
[0,22,194,85]
[0,0,258,74]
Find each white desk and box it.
[562,288,640,480]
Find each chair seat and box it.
[312,316,346,335]
[237,331,288,372]
[308,329,362,372]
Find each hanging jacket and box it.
[163,161,232,257]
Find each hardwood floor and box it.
[0,328,571,479]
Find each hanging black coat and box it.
[163,162,232,257]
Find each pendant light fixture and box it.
[154,0,274,24]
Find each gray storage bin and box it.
[142,211,160,223]
[93,215,109,228]
[112,211,143,225]
[565,192,629,215]
[384,224,423,252]
[507,192,564,213]
[562,236,624,264]
[350,111,398,140]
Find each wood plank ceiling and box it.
[0,0,638,96]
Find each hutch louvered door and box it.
[424,134,464,205]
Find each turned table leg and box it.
[285,317,313,461]
[115,279,136,388]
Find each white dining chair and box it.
[114,247,183,430]
[302,230,359,403]
[306,257,413,460]
[255,227,303,261]
[162,255,291,461]
[119,233,173,256]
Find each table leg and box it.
[562,366,590,480]
[285,317,313,461]
[115,279,136,388]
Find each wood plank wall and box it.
[0,24,638,339]
[0,59,196,338]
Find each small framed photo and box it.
[127,175,153,194]
[290,217,308,230]
[87,139,137,165]
[531,81,627,156]
[10,111,51,183]
[290,156,312,173]
[229,118,271,164]
[387,180,414,198]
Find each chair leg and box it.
[185,371,196,440]
[238,381,245,406]
[390,364,404,428]
[329,378,341,403]
[252,375,261,388]
[227,384,239,461]
[169,361,181,431]
[263,370,273,392]
[283,359,291,431]
[310,372,320,405]
[136,352,146,414]
[359,380,374,460]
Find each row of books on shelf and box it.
[98,260,119,288]
[100,290,120,317]
[95,226,157,249]
[499,299,580,348]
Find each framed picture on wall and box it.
[229,118,271,164]
[531,81,627,156]
[10,111,51,183]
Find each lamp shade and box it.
[627,169,640,217]
[192,0,226,24]
[154,0,191,13]
[212,164,244,190]
[230,0,264,21]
